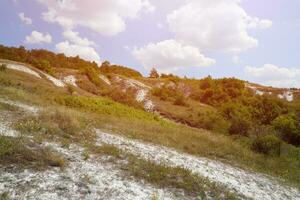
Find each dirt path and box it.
[96,130,300,200]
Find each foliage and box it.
[173,93,187,106]
[100,86,143,109]
[189,77,293,143]
[191,77,245,106]
[272,114,300,146]
[151,85,177,101]
[54,95,157,122]
[149,68,159,78]
[100,61,142,77]
[1,72,300,187]
[229,117,251,136]
[0,45,99,73]
[81,66,102,87]
[250,96,285,125]
[37,59,54,75]
[252,135,281,156]
[66,84,76,95]
[196,110,230,133]
[160,73,181,83]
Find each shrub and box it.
[196,110,230,134]
[100,62,142,77]
[67,84,76,95]
[149,68,159,78]
[272,115,300,146]
[37,60,55,75]
[247,124,275,138]
[229,117,250,136]
[252,135,281,156]
[100,87,143,109]
[0,64,7,71]
[82,66,102,87]
[151,86,177,102]
[173,93,187,106]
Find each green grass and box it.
[1,70,300,188]
[153,97,230,134]
[0,136,65,169]
[90,144,242,199]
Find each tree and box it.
[149,68,159,78]
[101,60,110,68]
[229,117,250,136]
[252,135,281,156]
[272,114,300,146]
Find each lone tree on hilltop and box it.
[149,68,159,78]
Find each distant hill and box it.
[0,44,300,198]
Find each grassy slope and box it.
[0,69,300,188]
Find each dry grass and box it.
[0,136,65,169]
[153,97,229,134]
[14,107,96,144]
[1,69,300,188]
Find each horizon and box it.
[1,0,300,87]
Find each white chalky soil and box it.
[63,75,77,87]
[5,63,41,79]
[96,130,300,200]
[0,143,183,200]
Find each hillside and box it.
[0,45,300,199]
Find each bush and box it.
[247,124,275,138]
[100,62,142,77]
[173,93,186,106]
[37,60,55,75]
[82,66,102,87]
[67,84,76,95]
[272,114,300,146]
[149,68,159,78]
[229,117,250,136]
[0,64,7,71]
[100,87,143,109]
[252,135,281,156]
[196,110,230,134]
[151,86,177,102]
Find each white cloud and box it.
[37,0,155,36]
[141,0,155,13]
[19,12,32,25]
[245,64,300,88]
[57,30,100,64]
[132,39,215,73]
[62,30,95,46]
[167,0,272,53]
[56,41,100,64]
[25,31,52,44]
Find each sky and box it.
[1,0,300,88]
